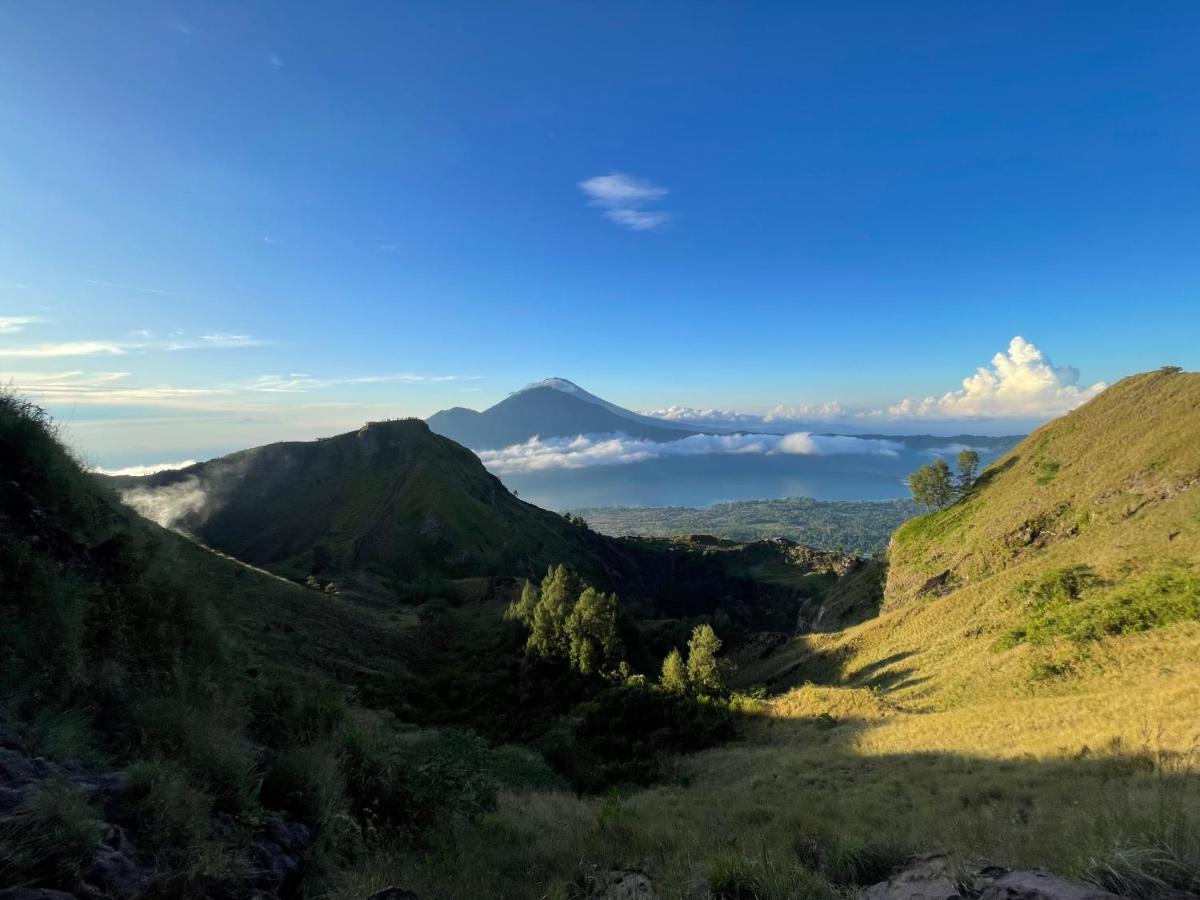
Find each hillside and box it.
[733,367,1200,763]
[107,417,639,587]
[427,380,699,449]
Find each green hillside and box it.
[108,418,639,588]
[886,366,1200,610]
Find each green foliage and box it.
[660,647,689,694]
[0,781,104,885]
[1035,459,1062,484]
[909,458,955,509]
[543,681,736,792]
[124,759,214,854]
[526,565,580,660]
[957,449,980,490]
[341,717,497,845]
[565,586,623,676]
[999,564,1200,649]
[686,623,728,697]
[504,578,539,627]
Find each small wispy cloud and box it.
[0,316,49,335]
[579,173,671,231]
[269,51,284,67]
[0,371,232,405]
[83,279,172,296]
[246,372,481,393]
[0,333,268,358]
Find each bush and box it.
[546,682,735,792]
[124,759,214,854]
[998,565,1200,649]
[341,716,497,845]
[0,781,104,885]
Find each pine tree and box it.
[504,578,540,627]
[566,586,623,675]
[526,564,580,661]
[686,624,728,696]
[660,647,689,694]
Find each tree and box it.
[504,578,539,627]
[566,586,623,676]
[909,458,955,509]
[686,624,728,697]
[660,648,689,694]
[526,565,580,661]
[956,449,980,492]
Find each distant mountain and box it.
[106,418,639,585]
[427,378,701,449]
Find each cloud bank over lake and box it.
[477,431,902,474]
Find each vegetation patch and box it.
[998,563,1200,649]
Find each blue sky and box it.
[2,2,1198,466]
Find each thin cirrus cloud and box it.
[3,369,480,408]
[246,372,481,393]
[477,432,901,475]
[578,173,671,231]
[0,333,268,358]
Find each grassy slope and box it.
[359,370,1200,899]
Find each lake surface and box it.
[495,446,1005,511]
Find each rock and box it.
[246,816,313,890]
[363,890,421,900]
[0,891,82,900]
[81,825,152,899]
[861,859,1130,900]
[862,855,961,900]
[581,866,658,899]
[978,870,1125,900]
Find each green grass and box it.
[1000,564,1200,649]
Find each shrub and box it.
[0,781,104,885]
[124,759,214,854]
[999,565,1200,649]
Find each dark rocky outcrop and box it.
[861,856,1126,900]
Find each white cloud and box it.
[0,316,48,334]
[886,336,1106,419]
[120,477,208,529]
[764,401,850,422]
[1,370,234,405]
[0,341,132,358]
[477,431,900,474]
[643,337,1105,429]
[579,173,671,231]
[644,405,762,426]
[269,51,284,67]
[246,372,481,393]
[94,460,198,476]
[0,333,268,357]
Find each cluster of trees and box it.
[660,623,729,697]
[505,565,624,677]
[909,449,980,509]
[506,565,736,698]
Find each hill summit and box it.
[108,417,633,585]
